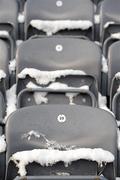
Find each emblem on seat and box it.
[56,1,63,7]
[57,114,66,123]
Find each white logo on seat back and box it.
[57,114,66,123]
[56,0,63,7]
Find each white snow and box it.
[0,135,6,153]
[18,13,25,23]
[18,68,86,85]
[117,121,120,127]
[111,33,120,39]
[102,56,108,73]
[95,41,101,47]
[30,20,93,36]
[16,40,23,48]
[9,59,16,74]
[115,72,120,79]
[26,81,89,105]
[0,31,9,37]
[0,70,6,81]
[98,93,114,116]
[10,148,114,176]
[5,84,17,121]
[117,129,120,150]
[104,21,115,29]
[22,130,41,141]
[117,85,120,93]
[94,15,100,24]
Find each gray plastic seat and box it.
[0,39,10,120]
[0,126,5,180]
[100,0,120,43]
[6,105,117,180]
[106,41,120,119]
[16,37,101,107]
[24,0,94,39]
[0,0,19,57]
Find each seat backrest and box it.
[24,0,94,39]
[17,88,97,108]
[0,39,10,120]
[0,0,18,39]
[107,41,120,103]
[6,105,117,180]
[16,37,101,106]
[100,0,120,43]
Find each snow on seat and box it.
[16,37,101,107]
[100,0,120,43]
[5,105,117,180]
[24,0,94,39]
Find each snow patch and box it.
[30,20,93,36]
[16,40,23,48]
[115,72,120,79]
[117,129,120,150]
[102,56,108,73]
[117,121,120,127]
[98,93,114,116]
[26,82,89,105]
[18,68,86,85]
[111,33,120,39]
[9,59,16,74]
[5,84,17,121]
[0,31,9,37]
[18,13,25,23]
[104,21,115,29]
[10,148,114,176]
[0,135,6,153]
[95,41,101,47]
[94,15,100,24]
[0,70,6,81]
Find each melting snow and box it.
[18,68,86,85]
[94,15,100,24]
[10,148,114,176]
[115,72,120,79]
[18,13,25,23]
[0,70,6,81]
[117,121,120,127]
[16,40,23,48]
[102,56,108,73]
[26,82,89,105]
[0,31,9,37]
[5,84,17,121]
[104,21,115,29]
[118,129,120,150]
[0,135,6,153]
[9,59,16,74]
[111,33,120,39]
[98,93,114,116]
[30,20,93,36]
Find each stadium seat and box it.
[100,0,120,43]
[106,41,120,120]
[5,105,117,180]
[0,39,10,120]
[0,125,6,180]
[24,0,94,40]
[15,37,101,107]
[0,0,19,57]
